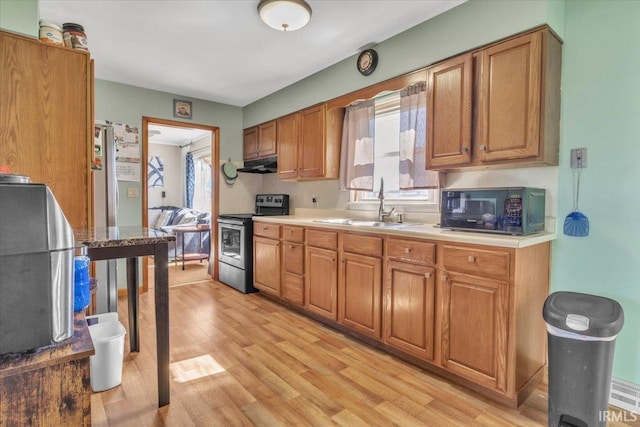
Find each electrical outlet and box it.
[127,187,139,198]
[570,148,588,169]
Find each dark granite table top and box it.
[74,226,175,248]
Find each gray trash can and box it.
[543,291,624,427]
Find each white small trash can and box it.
[86,313,126,392]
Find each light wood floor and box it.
[90,275,635,426]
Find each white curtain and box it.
[339,99,376,190]
[399,82,441,189]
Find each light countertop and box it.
[252,216,556,249]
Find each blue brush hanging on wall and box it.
[564,150,589,237]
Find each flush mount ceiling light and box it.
[258,0,312,32]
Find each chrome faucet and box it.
[377,177,395,222]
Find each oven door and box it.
[218,221,245,269]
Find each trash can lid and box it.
[543,291,624,337]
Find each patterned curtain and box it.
[185,153,195,208]
[339,99,376,190]
[399,82,441,189]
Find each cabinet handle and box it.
[289,245,294,249]
[341,258,346,263]
[424,272,431,279]
[462,146,469,152]
[468,255,476,263]
[441,274,448,282]
[262,227,268,231]
[479,145,487,151]
[404,247,412,254]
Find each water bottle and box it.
[74,246,91,312]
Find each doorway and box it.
[142,117,220,291]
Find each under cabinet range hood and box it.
[237,155,277,174]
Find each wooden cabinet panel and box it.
[387,238,435,266]
[283,242,304,276]
[441,272,508,391]
[338,252,382,339]
[342,233,383,257]
[477,31,542,162]
[254,236,281,297]
[427,53,473,168]
[298,104,325,178]
[243,127,258,160]
[305,246,338,320]
[384,261,435,361]
[0,31,90,229]
[276,113,299,179]
[442,245,510,280]
[254,223,280,239]
[307,229,338,250]
[283,272,304,306]
[283,225,304,243]
[258,120,277,157]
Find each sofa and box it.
[148,206,211,261]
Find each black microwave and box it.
[440,187,546,235]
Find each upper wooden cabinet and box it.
[427,27,561,170]
[277,104,341,181]
[427,53,473,168]
[0,30,91,229]
[243,120,276,160]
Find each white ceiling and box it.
[39,0,464,107]
[148,124,211,146]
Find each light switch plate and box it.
[570,148,588,169]
[127,187,139,198]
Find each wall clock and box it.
[357,49,378,76]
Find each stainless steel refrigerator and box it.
[93,120,119,313]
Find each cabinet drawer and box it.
[387,238,435,265]
[254,223,280,239]
[283,226,304,243]
[283,242,304,275]
[442,245,510,280]
[342,233,383,257]
[307,229,338,250]
[283,272,304,305]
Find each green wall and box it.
[553,0,640,384]
[0,0,38,37]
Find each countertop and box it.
[74,226,175,248]
[253,216,556,249]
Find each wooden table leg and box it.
[154,242,170,407]
[126,257,139,352]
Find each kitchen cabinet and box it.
[426,53,473,168]
[338,233,383,339]
[243,120,276,160]
[425,26,561,170]
[282,226,304,305]
[305,229,338,320]
[253,224,281,297]
[384,237,437,361]
[0,30,91,229]
[277,104,342,181]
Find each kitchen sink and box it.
[313,219,422,229]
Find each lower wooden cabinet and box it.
[384,261,436,361]
[254,236,281,297]
[305,246,338,320]
[282,238,304,305]
[441,271,509,391]
[338,252,382,339]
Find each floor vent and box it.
[611,377,640,414]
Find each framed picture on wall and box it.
[173,99,192,119]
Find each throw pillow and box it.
[178,213,197,225]
[155,210,174,228]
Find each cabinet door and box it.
[384,261,436,361]
[298,104,325,178]
[276,113,299,179]
[243,127,258,160]
[283,242,304,275]
[253,236,281,297]
[258,120,277,157]
[441,272,509,391]
[305,246,338,320]
[338,252,382,339]
[282,272,304,306]
[477,31,542,162]
[427,53,473,168]
[0,31,90,229]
